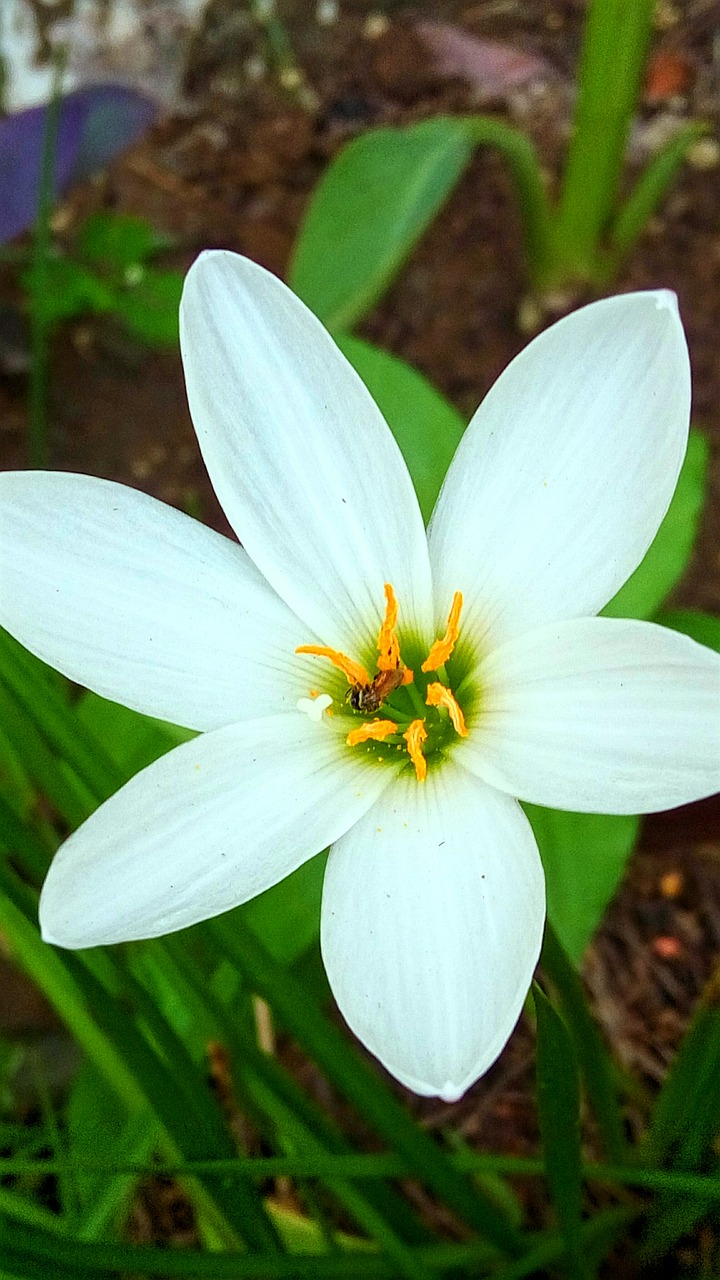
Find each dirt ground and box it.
[2,0,720,1270]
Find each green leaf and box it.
[551,0,655,282]
[337,336,465,522]
[540,924,627,1165]
[463,116,553,284]
[610,122,708,267]
[162,933,434,1257]
[290,118,474,331]
[115,267,184,346]
[211,914,523,1254]
[646,984,720,1167]
[533,984,588,1280]
[658,607,720,653]
[641,981,720,1259]
[76,690,193,777]
[22,259,116,326]
[0,716,36,820]
[0,677,95,832]
[77,211,170,271]
[603,429,708,619]
[0,854,281,1253]
[67,1061,155,1240]
[242,850,328,965]
[526,805,639,962]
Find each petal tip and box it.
[438,1080,469,1104]
[651,288,679,316]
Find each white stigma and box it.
[296,693,333,722]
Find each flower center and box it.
[296,584,469,781]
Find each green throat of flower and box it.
[296,584,474,781]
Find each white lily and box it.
[1,251,719,1101]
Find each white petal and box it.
[40,714,390,948]
[180,251,433,654]
[429,292,690,650]
[459,617,720,814]
[321,764,545,1100]
[0,471,323,731]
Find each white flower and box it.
[1,251,719,1101]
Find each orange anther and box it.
[422,592,463,672]
[403,719,428,782]
[425,682,468,737]
[296,645,370,688]
[347,720,398,747]
[377,582,401,672]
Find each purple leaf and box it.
[0,84,157,244]
[415,21,555,101]
[71,84,157,180]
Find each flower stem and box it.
[550,0,654,283]
[27,49,65,467]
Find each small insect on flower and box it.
[348,667,405,713]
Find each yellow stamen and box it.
[347,720,397,747]
[296,645,370,687]
[425,682,468,737]
[421,591,463,672]
[377,582,401,672]
[403,719,428,782]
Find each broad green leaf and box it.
[533,984,588,1280]
[22,258,116,326]
[337,335,465,523]
[78,211,169,271]
[658,607,720,654]
[290,117,474,330]
[76,690,193,777]
[242,850,328,965]
[527,805,639,963]
[603,429,708,619]
[115,267,184,346]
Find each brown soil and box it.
[2,0,720,1271]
